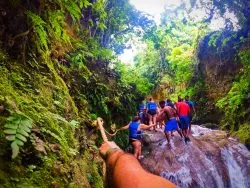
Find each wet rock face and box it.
[140,125,250,188]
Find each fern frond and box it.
[47,11,70,44]
[4,113,33,159]
[26,11,49,51]
[79,0,92,9]
[64,1,82,22]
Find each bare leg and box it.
[152,115,156,125]
[164,131,170,144]
[182,129,187,138]
[188,124,191,135]
[148,114,153,126]
[138,142,142,157]
[177,128,183,138]
[132,141,141,159]
[160,121,164,129]
[152,115,157,131]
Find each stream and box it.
[140,125,250,188]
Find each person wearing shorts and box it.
[176,97,191,143]
[185,95,196,134]
[146,97,158,130]
[119,116,155,159]
[158,101,183,147]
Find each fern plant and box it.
[4,113,33,159]
[47,10,71,44]
[26,11,49,51]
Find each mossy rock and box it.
[236,123,250,149]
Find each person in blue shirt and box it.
[119,116,155,159]
[184,96,196,134]
[146,97,158,131]
[139,103,145,111]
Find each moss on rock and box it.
[0,51,103,187]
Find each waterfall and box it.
[141,125,250,188]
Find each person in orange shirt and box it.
[99,141,177,188]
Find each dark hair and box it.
[178,96,183,102]
[149,97,152,101]
[166,99,171,103]
[159,100,165,106]
[185,95,189,100]
[132,116,140,122]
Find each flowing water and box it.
[140,125,250,188]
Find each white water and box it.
[141,125,250,188]
[221,148,248,188]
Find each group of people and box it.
[120,95,196,159]
[98,96,195,187]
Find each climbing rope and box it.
[97,117,108,142]
[95,117,121,138]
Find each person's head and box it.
[185,95,189,101]
[159,100,166,108]
[178,96,183,102]
[132,116,140,122]
[148,97,153,101]
[166,98,171,103]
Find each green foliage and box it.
[208,32,220,47]
[167,44,194,85]
[70,120,80,128]
[64,1,82,22]
[4,113,33,159]
[216,50,250,130]
[26,11,49,51]
[47,11,71,44]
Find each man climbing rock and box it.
[138,107,149,125]
[119,116,155,159]
[185,95,196,134]
[99,141,177,188]
[158,100,183,147]
[175,97,191,143]
[166,98,177,135]
[146,97,158,131]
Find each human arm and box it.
[139,123,156,130]
[157,107,165,117]
[119,123,130,131]
[192,103,196,114]
[99,142,176,188]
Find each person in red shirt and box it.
[175,97,191,143]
